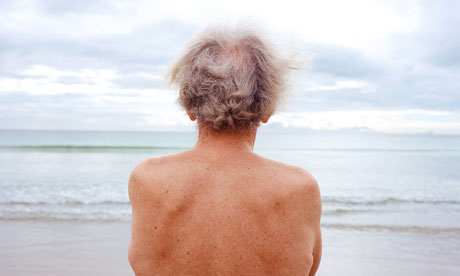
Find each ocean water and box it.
[1,129,460,273]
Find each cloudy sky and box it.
[1,0,459,134]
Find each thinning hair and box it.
[167,25,298,132]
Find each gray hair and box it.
[167,26,297,132]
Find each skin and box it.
[128,115,322,276]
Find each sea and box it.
[1,129,459,274]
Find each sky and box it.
[1,0,459,134]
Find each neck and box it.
[193,126,257,154]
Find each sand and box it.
[1,220,459,276]
[0,220,132,276]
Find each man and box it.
[128,26,322,276]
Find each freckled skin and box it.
[128,129,322,276]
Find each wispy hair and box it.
[167,24,298,132]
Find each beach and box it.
[1,221,459,276]
[0,220,131,276]
[1,129,460,275]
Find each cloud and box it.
[0,1,195,74]
[33,0,116,15]
[271,109,460,135]
[0,0,459,134]
[112,73,163,90]
[306,80,367,92]
[0,89,186,131]
[412,1,460,68]
[307,44,383,78]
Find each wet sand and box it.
[1,220,459,276]
[0,221,132,276]
[320,227,460,276]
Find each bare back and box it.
[128,149,321,276]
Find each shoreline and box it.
[0,220,132,276]
[1,220,459,276]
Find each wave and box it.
[322,208,377,216]
[322,196,460,206]
[2,196,459,207]
[0,216,130,223]
[2,215,459,235]
[0,200,130,206]
[0,211,131,223]
[322,223,460,235]
[262,147,460,153]
[1,145,459,153]
[0,145,189,151]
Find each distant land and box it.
[1,125,458,137]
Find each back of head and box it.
[167,25,297,132]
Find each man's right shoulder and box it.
[284,164,321,226]
[259,156,321,220]
[259,156,318,189]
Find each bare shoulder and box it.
[128,156,162,206]
[290,165,321,223]
[128,151,191,205]
[258,155,319,189]
[257,155,321,221]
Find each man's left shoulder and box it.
[128,156,174,206]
